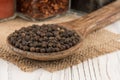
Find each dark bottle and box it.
[71,0,116,13]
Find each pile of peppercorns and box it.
[8,24,80,53]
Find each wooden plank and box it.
[7,62,13,80]
[0,59,8,80]
[51,70,62,80]
[39,70,52,80]
[105,21,120,34]
[98,54,110,80]
[82,61,92,80]
[7,63,43,80]
[77,64,86,80]
[71,66,80,80]
[64,67,71,80]
[88,59,99,80]
[59,70,65,80]
[107,51,120,80]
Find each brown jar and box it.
[0,0,16,22]
[17,0,69,21]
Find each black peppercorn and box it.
[40,48,45,53]
[35,48,40,52]
[21,33,26,37]
[8,24,80,53]
[30,47,36,52]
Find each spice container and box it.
[71,0,116,13]
[17,0,69,21]
[0,0,16,22]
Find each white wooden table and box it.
[1,20,120,80]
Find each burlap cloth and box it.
[0,13,120,72]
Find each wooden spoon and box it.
[7,0,120,61]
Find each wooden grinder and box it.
[7,1,120,61]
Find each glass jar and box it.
[0,0,16,22]
[71,0,116,13]
[17,0,70,21]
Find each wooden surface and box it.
[0,20,120,80]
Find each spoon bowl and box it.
[7,28,83,61]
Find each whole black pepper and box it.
[8,24,80,53]
[35,48,40,52]
[30,47,36,52]
[15,43,19,48]
[21,33,26,37]
[40,48,45,53]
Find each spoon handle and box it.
[70,0,120,37]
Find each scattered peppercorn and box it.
[8,24,80,53]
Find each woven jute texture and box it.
[0,14,120,72]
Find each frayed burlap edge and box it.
[0,28,120,72]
